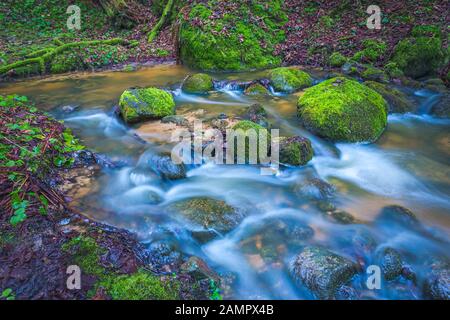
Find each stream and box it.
[1,64,449,299]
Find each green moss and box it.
[297,77,388,142]
[352,39,387,62]
[231,120,271,163]
[383,62,404,78]
[182,73,214,94]
[268,67,313,93]
[329,52,347,67]
[278,136,313,166]
[50,51,82,74]
[119,87,175,123]
[62,236,106,277]
[361,66,389,83]
[391,25,445,78]
[179,1,287,71]
[244,83,269,96]
[364,81,414,114]
[99,270,179,300]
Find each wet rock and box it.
[423,260,450,300]
[181,256,219,282]
[376,205,421,230]
[268,67,313,93]
[423,78,448,93]
[364,81,415,114]
[147,153,186,180]
[361,67,389,83]
[59,104,80,113]
[211,118,229,131]
[161,115,189,126]
[335,285,359,300]
[242,103,269,129]
[329,210,358,224]
[297,77,388,143]
[290,246,357,299]
[376,247,404,281]
[182,73,214,94]
[146,241,183,273]
[278,136,313,166]
[294,178,336,200]
[430,93,450,118]
[169,197,245,234]
[119,87,175,123]
[244,83,270,96]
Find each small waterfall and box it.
[414,89,441,114]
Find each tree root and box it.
[0,38,139,76]
[147,0,174,43]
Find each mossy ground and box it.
[297,77,388,142]
[179,0,287,71]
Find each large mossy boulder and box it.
[297,77,388,142]
[119,87,175,123]
[268,67,313,93]
[169,197,245,234]
[391,25,446,79]
[179,2,287,71]
[182,73,214,94]
[278,136,313,166]
[290,246,357,299]
[364,81,414,114]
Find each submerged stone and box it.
[119,87,175,123]
[147,153,186,180]
[430,93,450,118]
[376,205,421,229]
[423,260,450,300]
[290,246,357,299]
[169,197,245,234]
[376,247,404,281]
[297,77,388,142]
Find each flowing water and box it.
[1,64,449,299]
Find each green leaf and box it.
[1,288,12,298]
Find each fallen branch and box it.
[0,38,138,76]
[147,0,174,43]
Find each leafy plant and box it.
[1,288,15,300]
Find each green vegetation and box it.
[297,77,387,142]
[1,288,15,300]
[268,67,313,93]
[329,52,347,67]
[352,39,387,62]
[62,235,180,300]
[232,120,271,163]
[391,25,446,78]
[182,73,214,94]
[244,83,270,96]
[0,95,84,225]
[278,136,313,166]
[361,66,389,83]
[179,1,287,71]
[364,81,414,114]
[119,87,175,123]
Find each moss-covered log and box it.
[0,38,138,76]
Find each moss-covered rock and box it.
[119,87,175,123]
[297,77,388,142]
[430,93,450,118]
[361,66,389,83]
[423,259,450,300]
[352,39,387,63]
[278,136,313,166]
[376,205,421,229]
[290,246,357,299]
[376,247,404,281]
[169,197,245,234]
[244,83,270,96]
[391,26,446,79]
[232,120,271,163]
[268,67,313,93]
[179,1,287,71]
[182,73,214,94]
[383,62,404,78]
[329,52,348,67]
[364,81,414,114]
